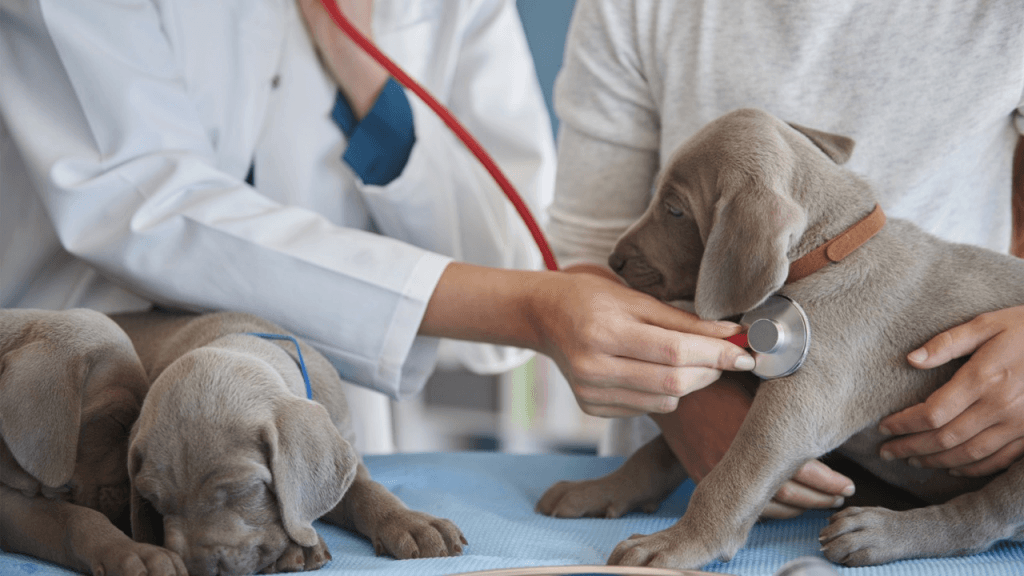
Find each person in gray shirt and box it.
[548,0,1024,518]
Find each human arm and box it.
[877,306,1024,477]
[420,262,754,417]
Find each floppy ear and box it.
[264,399,357,547]
[787,122,855,165]
[0,341,85,487]
[128,438,164,544]
[694,170,807,320]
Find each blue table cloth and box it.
[2,452,1021,575]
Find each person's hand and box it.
[530,267,756,418]
[878,306,1024,477]
[297,0,388,119]
[652,375,855,520]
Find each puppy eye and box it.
[665,204,684,218]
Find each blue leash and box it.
[245,333,313,400]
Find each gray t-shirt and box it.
[550,0,1024,269]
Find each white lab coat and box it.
[0,0,556,453]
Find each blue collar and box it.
[245,333,314,400]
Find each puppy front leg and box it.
[821,458,1024,565]
[609,378,857,569]
[537,434,688,518]
[0,485,186,576]
[321,462,466,559]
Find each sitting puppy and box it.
[0,308,186,576]
[112,310,465,576]
[537,109,1024,568]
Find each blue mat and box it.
[2,452,1021,575]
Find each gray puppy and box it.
[112,310,465,576]
[1,308,186,576]
[537,109,1024,568]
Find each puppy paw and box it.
[536,478,662,519]
[820,507,910,566]
[91,541,188,576]
[372,510,466,559]
[606,526,723,570]
[261,534,331,573]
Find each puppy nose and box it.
[608,252,627,272]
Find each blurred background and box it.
[391,0,606,455]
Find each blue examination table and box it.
[2,452,1021,575]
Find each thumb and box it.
[907,317,997,369]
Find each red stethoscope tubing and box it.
[319,2,752,350]
[318,0,559,271]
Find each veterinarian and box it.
[548,0,1024,519]
[0,0,755,453]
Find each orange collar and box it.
[787,204,886,284]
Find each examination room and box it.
[2,1,1024,575]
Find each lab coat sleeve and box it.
[547,0,661,270]
[350,0,558,374]
[0,0,448,398]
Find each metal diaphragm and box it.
[739,295,811,379]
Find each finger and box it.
[772,478,846,511]
[636,300,744,340]
[791,459,856,498]
[905,423,1019,469]
[906,315,1001,369]
[878,373,979,437]
[879,399,994,461]
[760,499,805,520]
[577,353,725,399]
[610,322,754,373]
[950,437,1024,477]
[572,360,723,413]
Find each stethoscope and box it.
[736,295,811,379]
[320,2,811,380]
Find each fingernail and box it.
[841,485,855,497]
[878,425,892,436]
[734,355,755,371]
[908,457,921,468]
[716,321,741,330]
[880,450,895,461]
[908,348,928,363]
[832,497,845,508]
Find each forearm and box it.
[420,262,549,351]
[649,378,753,481]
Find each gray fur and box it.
[113,310,465,576]
[0,308,186,575]
[538,109,1024,568]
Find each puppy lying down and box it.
[537,109,1024,569]
[1,308,186,576]
[113,310,465,576]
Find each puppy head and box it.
[129,346,358,576]
[0,309,147,522]
[609,108,855,319]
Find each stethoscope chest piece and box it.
[739,295,811,379]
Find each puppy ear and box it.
[128,440,164,544]
[787,122,855,165]
[0,341,85,487]
[264,399,358,547]
[694,170,807,320]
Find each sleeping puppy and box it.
[537,108,1024,568]
[0,308,186,576]
[112,310,465,576]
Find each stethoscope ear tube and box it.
[738,295,811,379]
